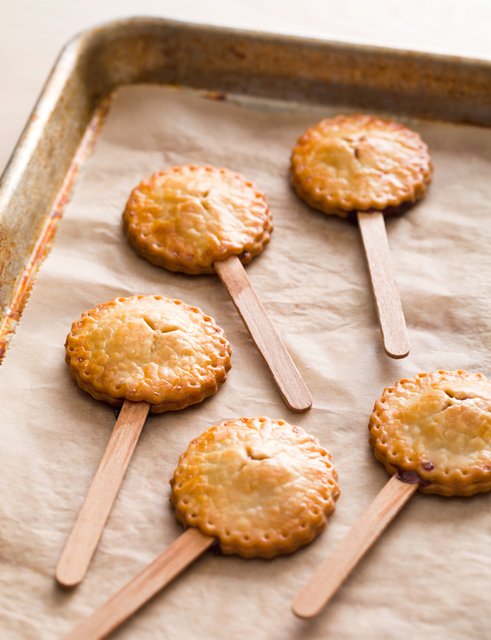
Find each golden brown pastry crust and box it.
[171,417,339,558]
[65,295,231,413]
[369,370,491,496]
[123,165,273,274]
[291,114,433,217]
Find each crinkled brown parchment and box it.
[0,86,490,640]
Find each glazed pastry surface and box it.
[171,416,339,557]
[124,165,272,274]
[369,370,491,495]
[291,114,433,217]
[65,295,231,413]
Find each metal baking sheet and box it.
[0,16,490,358]
[1,17,491,640]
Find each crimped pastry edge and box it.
[65,294,232,414]
[123,164,273,275]
[369,370,491,496]
[170,417,340,558]
[290,114,433,217]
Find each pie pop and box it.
[123,164,312,412]
[65,417,340,639]
[293,370,491,618]
[291,114,433,358]
[56,295,231,587]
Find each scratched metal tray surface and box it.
[0,16,490,359]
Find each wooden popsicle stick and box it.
[292,474,418,619]
[357,212,410,359]
[214,255,312,412]
[56,400,150,588]
[64,528,214,640]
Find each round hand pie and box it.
[65,295,231,413]
[369,370,491,496]
[171,416,340,558]
[123,164,273,274]
[291,114,433,217]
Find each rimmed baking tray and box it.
[2,18,491,640]
[0,15,490,360]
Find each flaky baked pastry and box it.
[369,370,491,496]
[65,295,231,413]
[123,165,272,274]
[171,417,339,558]
[291,114,433,217]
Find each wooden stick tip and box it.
[291,597,320,619]
[285,394,313,413]
[383,342,410,359]
[55,565,84,589]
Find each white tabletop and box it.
[1,0,490,171]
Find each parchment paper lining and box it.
[0,85,490,640]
